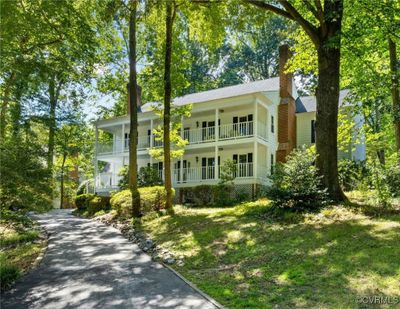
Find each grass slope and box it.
[0,213,45,291]
[140,199,400,308]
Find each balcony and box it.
[95,163,268,192]
[97,121,268,156]
[172,163,256,184]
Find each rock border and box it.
[94,213,225,309]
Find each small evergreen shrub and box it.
[74,193,95,210]
[267,147,330,211]
[110,187,175,217]
[110,190,131,217]
[87,196,110,215]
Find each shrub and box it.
[138,167,163,187]
[235,188,250,203]
[267,146,330,211]
[192,185,214,206]
[213,184,234,206]
[338,159,366,191]
[117,166,129,190]
[74,193,95,210]
[118,166,163,190]
[87,196,110,215]
[110,190,131,217]
[110,187,175,217]
[386,167,400,197]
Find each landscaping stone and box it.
[95,212,180,269]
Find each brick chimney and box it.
[127,83,142,114]
[276,45,296,163]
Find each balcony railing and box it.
[95,163,268,191]
[97,121,268,156]
[172,163,255,184]
[95,172,121,191]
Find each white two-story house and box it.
[94,46,365,197]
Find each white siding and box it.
[296,112,315,147]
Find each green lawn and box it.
[140,198,400,308]
[0,214,45,291]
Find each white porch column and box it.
[215,109,219,181]
[215,109,219,141]
[150,119,153,166]
[254,141,258,180]
[180,116,184,184]
[254,100,258,138]
[214,145,219,181]
[122,123,125,153]
[94,125,99,191]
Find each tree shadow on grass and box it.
[144,206,400,308]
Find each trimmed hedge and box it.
[75,194,95,210]
[110,186,175,217]
[74,194,110,215]
[88,196,110,215]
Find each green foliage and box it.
[0,264,20,291]
[118,166,163,189]
[367,162,391,207]
[110,187,175,217]
[386,168,400,197]
[338,159,366,191]
[182,184,250,207]
[267,147,330,210]
[212,184,234,207]
[87,196,110,215]
[74,194,95,211]
[219,159,237,186]
[0,211,44,291]
[138,166,163,187]
[0,138,52,212]
[192,185,214,206]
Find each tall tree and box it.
[128,0,141,217]
[246,0,346,200]
[389,38,400,162]
[163,0,177,211]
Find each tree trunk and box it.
[315,46,346,201]
[0,72,16,142]
[163,1,175,212]
[377,149,385,166]
[128,0,141,218]
[11,84,23,139]
[60,153,67,209]
[48,76,56,171]
[389,38,400,163]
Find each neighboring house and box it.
[94,46,365,196]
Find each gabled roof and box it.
[141,77,280,112]
[296,89,350,113]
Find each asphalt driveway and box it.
[1,209,218,309]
